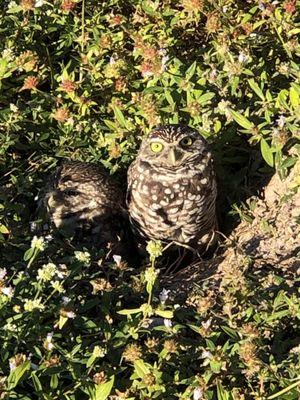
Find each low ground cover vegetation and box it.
[0,0,299,398]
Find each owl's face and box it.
[137,125,209,169]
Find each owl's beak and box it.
[168,148,180,167]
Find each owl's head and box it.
[138,125,210,169]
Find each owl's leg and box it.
[163,248,188,275]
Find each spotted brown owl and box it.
[44,160,125,244]
[126,125,217,253]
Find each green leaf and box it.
[290,87,299,109]
[113,106,127,128]
[185,61,197,80]
[221,325,239,339]
[260,138,274,167]
[216,381,231,400]
[287,28,300,36]
[118,307,142,315]
[155,309,174,319]
[6,5,23,13]
[86,354,96,368]
[31,371,43,392]
[94,376,115,400]
[0,224,9,234]
[7,361,31,390]
[230,110,253,130]
[23,247,34,261]
[0,59,8,79]
[164,90,175,105]
[198,92,215,105]
[248,79,265,100]
[103,119,118,131]
[133,360,151,379]
[267,379,300,399]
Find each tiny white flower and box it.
[164,318,172,328]
[2,286,14,298]
[9,359,17,371]
[113,255,122,266]
[8,1,18,9]
[201,350,213,359]
[37,263,57,282]
[159,288,170,304]
[51,281,65,293]
[193,388,204,400]
[29,221,38,232]
[2,48,13,60]
[31,236,45,251]
[93,345,106,358]
[238,52,248,63]
[0,268,7,280]
[9,103,19,113]
[4,322,17,332]
[74,250,90,264]
[57,264,68,279]
[24,298,44,311]
[45,234,53,242]
[44,332,54,351]
[201,319,212,330]
[62,296,71,305]
[35,0,44,6]
[276,115,285,128]
[141,70,154,78]
[65,311,76,319]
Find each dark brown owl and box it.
[126,125,217,253]
[44,160,125,244]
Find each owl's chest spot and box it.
[136,174,204,225]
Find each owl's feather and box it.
[44,160,125,244]
[127,125,217,252]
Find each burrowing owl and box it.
[127,125,217,253]
[44,161,125,244]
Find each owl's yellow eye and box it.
[150,142,164,153]
[180,137,193,147]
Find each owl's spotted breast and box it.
[127,126,217,250]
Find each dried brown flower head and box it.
[16,50,39,72]
[108,14,123,27]
[52,107,70,122]
[181,0,204,13]
[283,0,296,14]
[145,337,159,350]
[164,339,178,353]
[123,343,142,363]
[187,101,201,117]
[20,0,35,11]
[60,79,77,93]
[20,76,39,91]
[143,373,156,386]
[9,353,27,370]
[187,292,216,314]
[90,278,112,294]
[206,12,221,34]
[44,355,60,368]
[99,34,112,49]
[93,371,107,385]
[61,0,76,12]
[241,23,253,36]
[239,341,261,376]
